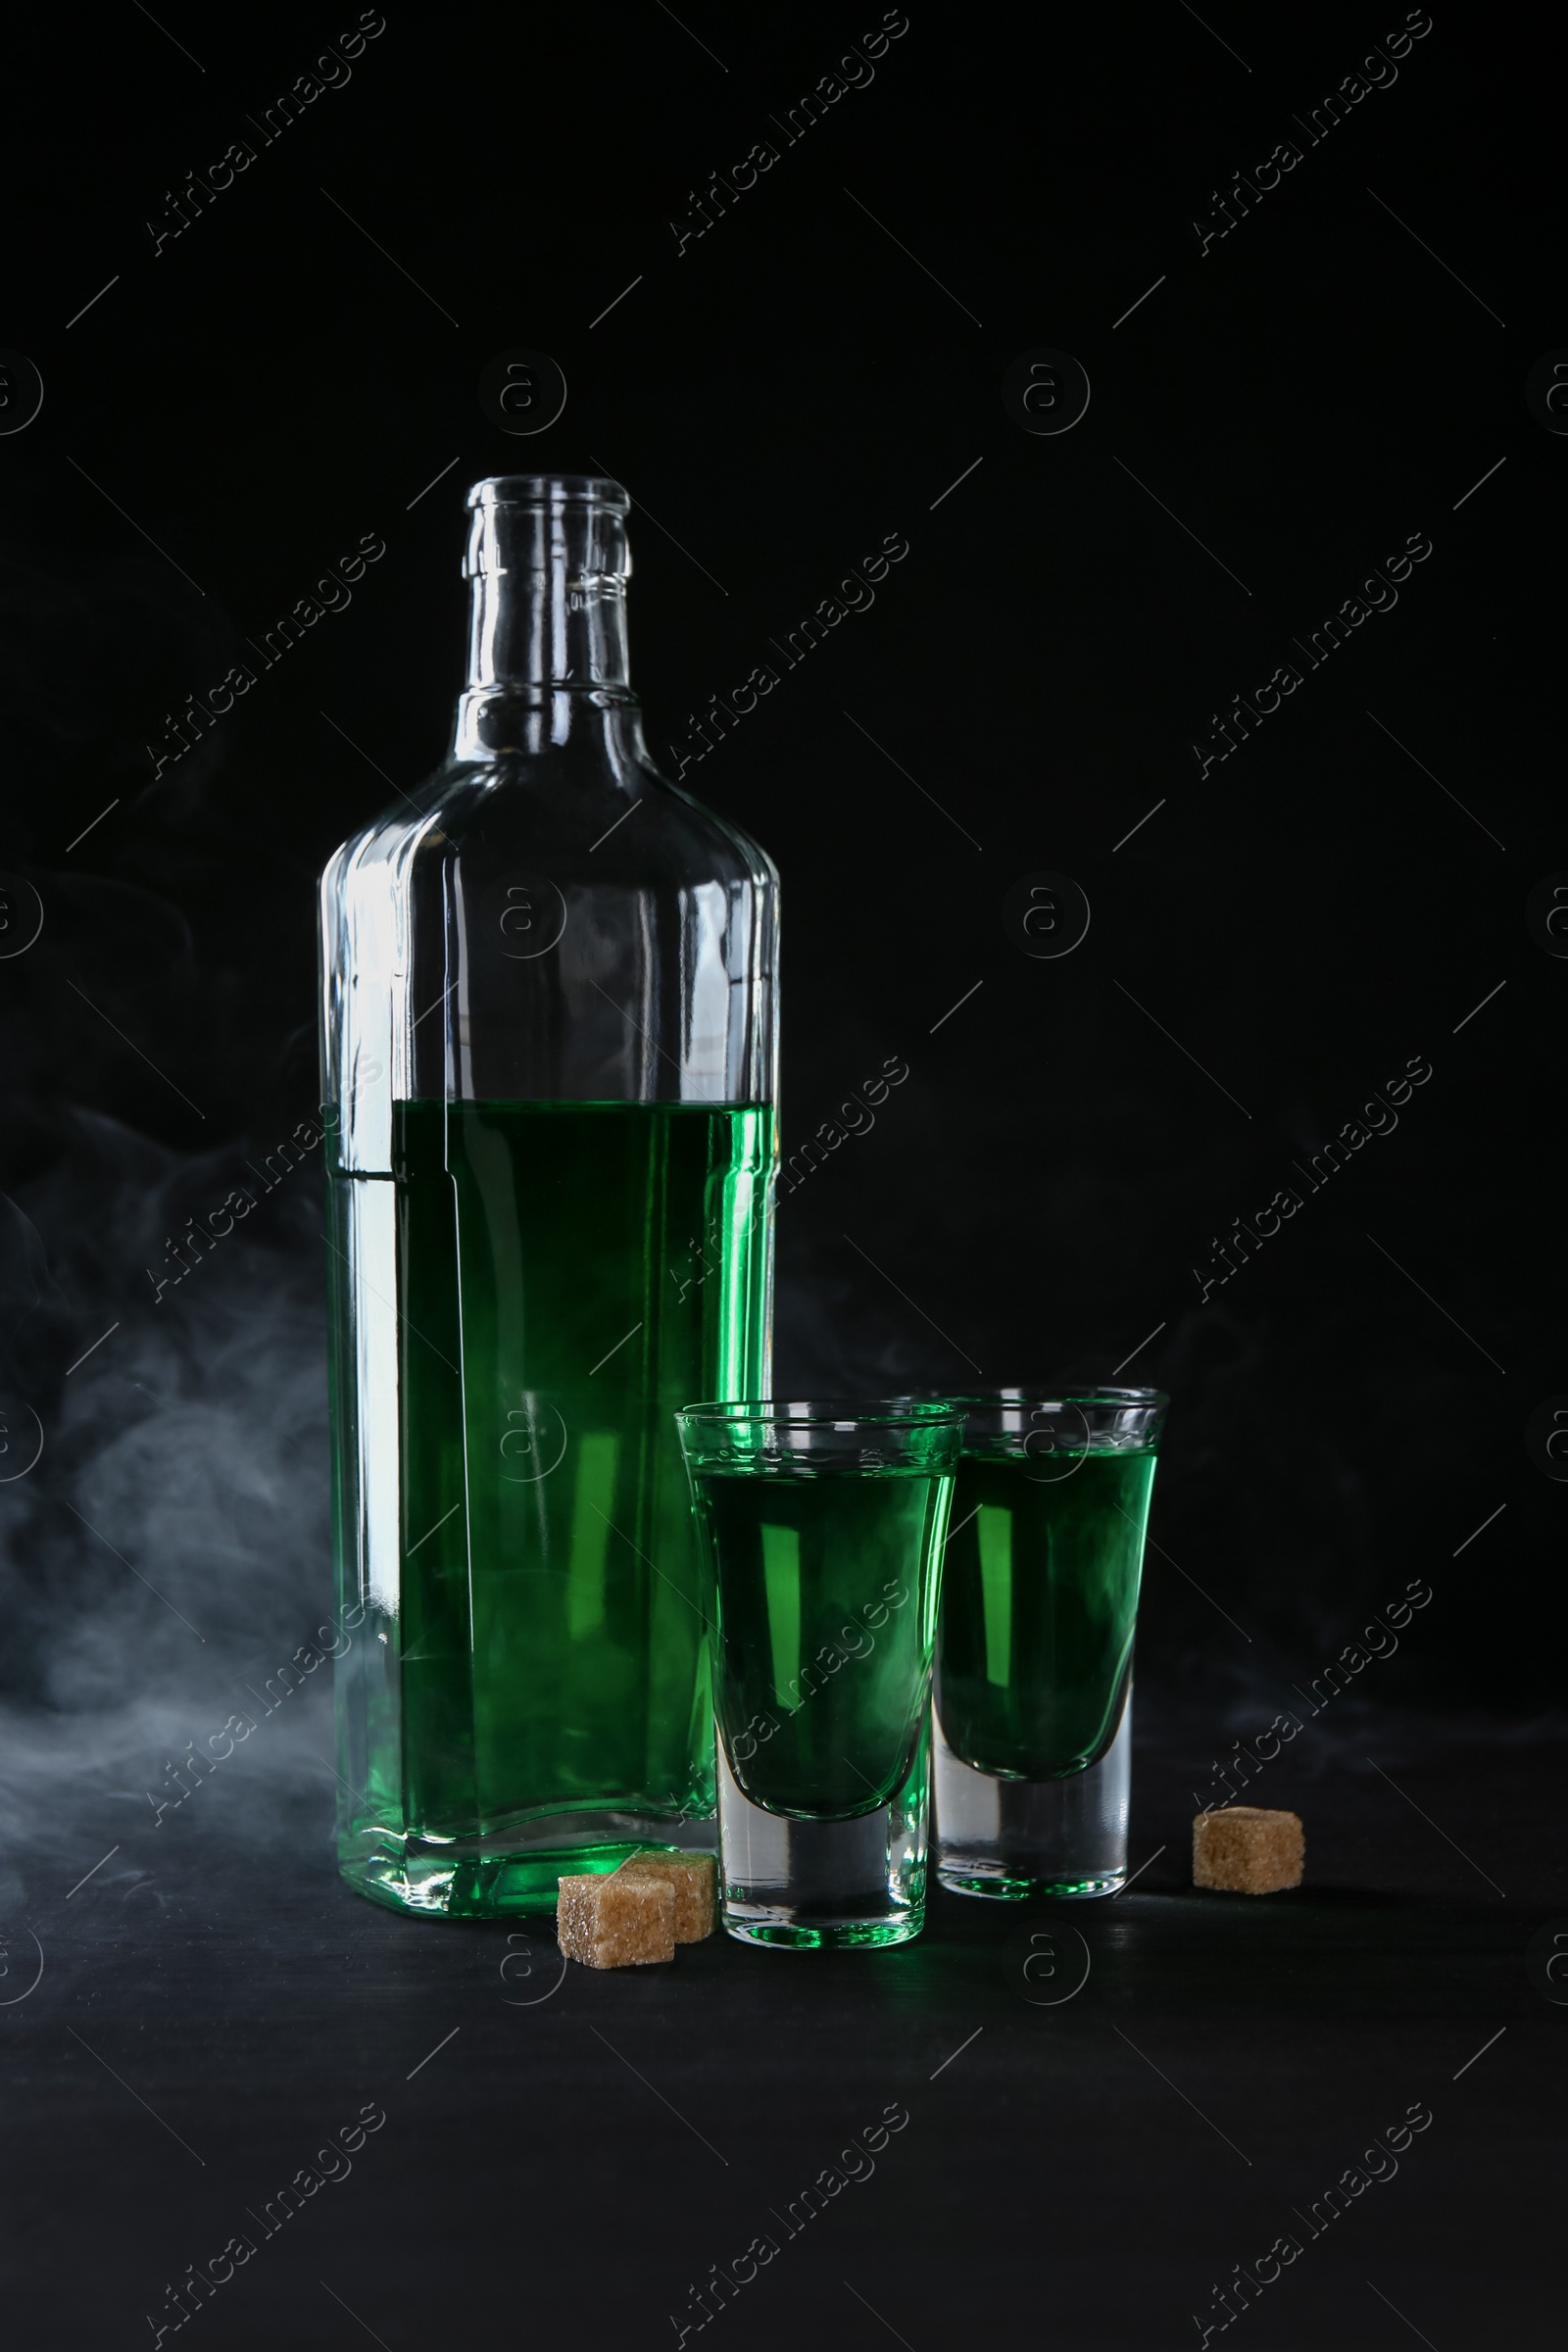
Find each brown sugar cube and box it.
[557,1870,675,1968]
[1193,1806,1304,1894]
[621,1850,717,1943]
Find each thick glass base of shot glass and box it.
[933,1694,1131,1899]
[717,1740,928,1949]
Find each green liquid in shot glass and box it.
[935,1449,1155,1781]
[696,1466,948,1821]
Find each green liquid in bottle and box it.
[935,1449,1155,1781]
[693,1466,947,1820]
[362,1099,770,1904]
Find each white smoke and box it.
[0,1108,342,1907]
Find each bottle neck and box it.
[452,487,637,760]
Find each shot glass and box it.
[932,1386,1167,1899]
[676,1399,961,1949]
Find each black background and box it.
[0,3,1561,2344]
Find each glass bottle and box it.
[318,474,778,1919]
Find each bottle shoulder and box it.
[659,767,780,895]
[325,751,777,897]
[318,742,780,1135]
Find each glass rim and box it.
[466,472,629,512]
[903,1383,1168,1411]
[677,1396,964,1429]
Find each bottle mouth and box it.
[466,473,629,513]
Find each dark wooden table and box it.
[5,1703,1557,2348]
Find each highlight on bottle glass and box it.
[676,1398,962,1949]
[932,1386,1167,1899]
